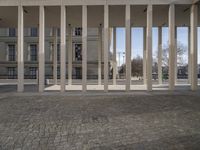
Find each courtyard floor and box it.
[0,91,200,149]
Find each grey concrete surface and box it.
[0,91,200,149]
[0,79,200,93]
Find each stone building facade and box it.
[0,27,102,79]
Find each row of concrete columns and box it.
[157,26,192,86]
[17,4,198,92]
[48,21,195,92]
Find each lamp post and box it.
[123,52,125,65]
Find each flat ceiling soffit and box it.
[22,6,61,28]
[198,3,200,25]
[0,0,193,6]
[0,6,18,27]
[0,4,198,28]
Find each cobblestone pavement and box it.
[0,91,200,150]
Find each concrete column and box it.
[17,5,24,92]
[53,28,58,85]
[175,27,177,84]
[190,4,198,91]
[146,5,153,91]
[109,28,113,53]
[68,25,72,85]
[60,5,66,92]
[158,27,162,85]
[98,26,102,85]
[104,5,109,92]
[188,27,191,84]
[125,5,131,91]
[82,5,87,92]
[113,27,117,85]
[143,27,147,85]
[39,5,45,92]
[168,4,175,91]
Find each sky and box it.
[110,27,200,66]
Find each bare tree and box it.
[119,55,143,77]
[161,42,187,67]
[131,55,143,77]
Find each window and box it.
[57,67,60,76]
[199,66,200,74]
[30,28,38,37]
[75,43,82,61]
[74,28,82,36]
[9,28,16,37]
[57,44,60,62]
[8,44,16,61]
[7,67,17,79]
[29,67,37,79]
[30,44,37,61]
[75,67,82,79]
[57,28,60,37]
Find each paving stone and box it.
[0,92,200,149]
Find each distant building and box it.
[0,27,102,79]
